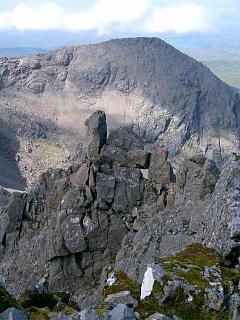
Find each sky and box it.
[0,0,239,50]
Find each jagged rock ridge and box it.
[0,111,240,319]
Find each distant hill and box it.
[0,47,45,58]
[1,37,240,189]
[179,47,240,89]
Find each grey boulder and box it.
[145,314,172,320]
[108,303,137,320]
[101,126,144,166]
[0,308,28,320]
[79,308,101,320]
[105,291,138,308]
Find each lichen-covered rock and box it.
[230,293,240,320]
[101,126,144,166]
[115,157,240,283]
[96,173,115,204]
[108,244,239,319]
[139,244,239,319]
[79,308,102,320]
[105,291,138,308]
[113,167,144,213]
[103,270,140,301]
[2,111,240,319]
[60,215,87,254]
[108,303,137,320]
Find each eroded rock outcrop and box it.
[0,111,240,320]
[0,111,148,308]
[84,110,107,160]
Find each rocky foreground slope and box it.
[1,37,240,188]
[0,110,240,319]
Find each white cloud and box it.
[0,1,212,34]
[93,0,148,24]
[92,0,149,34]
[0,11,10,30]
[11,3,62,31]
[145,4,211,33]
[64,12,97,32]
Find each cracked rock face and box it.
[0,112,148,307]
[115,155,240,283]
[1,111,240,316]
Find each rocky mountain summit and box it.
[1,37,240,188]
[0,110,240,319]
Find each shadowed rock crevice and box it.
[223,246,240,267]
[0,118,27,190]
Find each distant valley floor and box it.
[180,47,240,89]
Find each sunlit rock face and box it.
[1,37,240,319]
[1,111,240,312]
[1,37,240,170]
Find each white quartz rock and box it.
[141,266,155,300]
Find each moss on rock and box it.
[18,290,71,309]
[104,244,238,320]
[25,307,51,320]
[17,289,79,320]
[19,291,58,309]
[155,243,220,268]
[137,283,230,320]
[61,305,78,315]
[221,267,239,290]
[96,304,110,315]
[176,266,210,290]
[0,288,18,313]
[103,270,140,300]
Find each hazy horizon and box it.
[0,0,239,53]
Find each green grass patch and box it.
[103,270,140,300]
[221,267,239,290]
[25,307,51,320]
[105,244,238,320]
[176,266,210,290]
[137,285,229,320]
